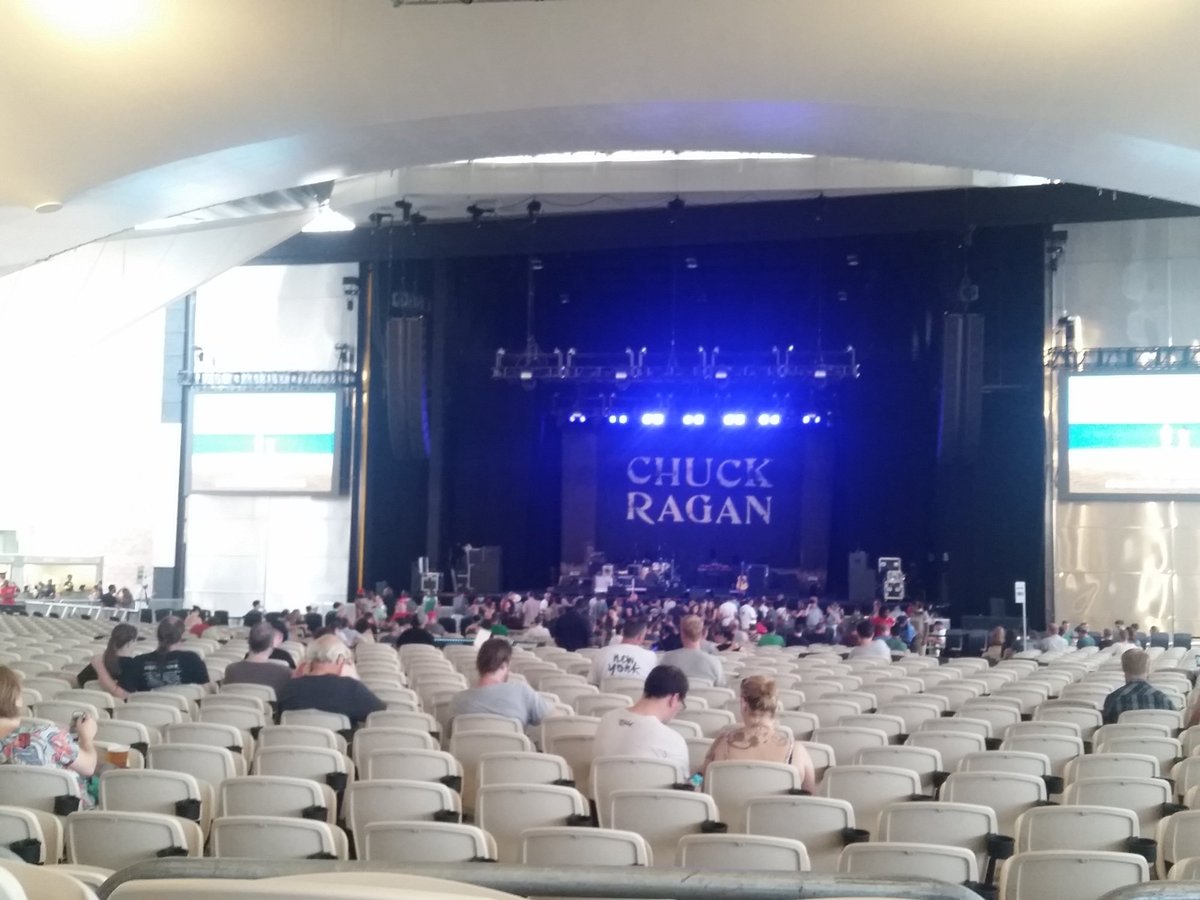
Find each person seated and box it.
[121,617,210,693]
[1039,622,1070,653]
[222,622,295,694]
[77,623,140,699]
[660,615,725,686]
[0,665,98,806]
[1108,626,1140,657]
[592,664,690,773]
[448,637,549,728]
[1102,648,1176,724]
[847,619,891,659]
[278,635,384,727]
[983,626,1011,664]
[394,615,437,646]
[589,617,658,684]
[756,622,785,647]
[1075,624,1097,648]
[700,675,816,792]
[183,607,209,637]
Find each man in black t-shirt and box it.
[100,585,118,607]
[242,601,264,628]
[394,616,436,646]
[278,635,384,727]
[304,606,323,635]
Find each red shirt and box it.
[0,584,17,605]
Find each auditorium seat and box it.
[343,779,460,838]
[776,710,820,741]
[218,775,336,825]
[838,713,905,741]
[1096,736,1182,772]
[65,810,202,869]
[31,700,105,727]
[875,700,942,733]
[941,772,1047,836]
[0,860,96,900]
[704,760,803,832]
[685,737,713,774]
[253,746,353,790]
[592,756,687,828]
[1000,734,1084,780]
[521,826,650,866]
[364,709,436,733]
[1064,777,1176,838]
[743,795,856,872]
[115,702,184,731]
[361,821,495,864]
[574,693,630,718]
[0,766,83,817]
[818,765,921,834]
[811,727,888,767]
[196,706,265,735]
[839,841,978,885]
[217,683,277,705]
[163,722,253,766]
[148,743,239,789]
[99,769,211,833]
[998,850,1149,900]
[257,724,344,754]
[450,713,525,736]
[210,815,348,860]
[608,788,720,869]
[677,833,810,871]
[0,805,60,865]
[448,730,534,810]
[476,783,590,863]
[1065,752,1160,785]
[1014,805,1139,855]
[279,709,351,733]
[361,747,461,784]
[1156,809,1200,879]
[877,801,997,874]
[477,751,573,792]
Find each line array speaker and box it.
[386,317,430,460]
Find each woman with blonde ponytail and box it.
[700,674,816,792]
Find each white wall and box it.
[1052,217,1200,634]
[0,213,309,593]
[185,263,357,615]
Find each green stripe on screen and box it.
[192,434,334,454]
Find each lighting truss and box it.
[181,370,357,392]
[1045,346,1200,371]
[493,346,858,385]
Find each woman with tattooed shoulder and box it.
[699,675,816,793]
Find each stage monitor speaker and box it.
[385,317,430,460]
[467,545,502,595]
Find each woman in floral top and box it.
[0,665,98,807]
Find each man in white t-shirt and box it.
[846,619,892,660]
[1039,622,1070,653]
[717,598,738,627]
[590,618,658,684]
[592,664,690,773]
[737,601,758,633]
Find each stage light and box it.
[618,414,629,424]
[682,413,706,426]
[801,413,823,425]
[813,368,828,379]
[519,370,533,381]
[641,412,666,427]
[714,370,729,380]
[722,412,747,427]
[757,413,782,426]
[568,412,587,424]
[615,370,629,381]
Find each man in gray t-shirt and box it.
[659,615,725,686]
[448,637,549,729]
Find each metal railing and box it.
[1100,886,1200,900]
[98,859,986,900]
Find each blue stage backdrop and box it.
[575,426,831,576]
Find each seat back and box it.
[476,783,588,863]
[1157,808,1200,880]
[677,833,810,871]
[0,804,59,865]
[608,788,719,869]
[352,728,437,770]
[448,730,534,810]
[521,826,650,866]
[218,775,334,823]
[853,745,942,794]
[839,841,978,884]
[941,771,1047,836]
[811,727,889,767]
[0,765,81,815]
[705,761,801,831]
[592,755,687,828]
[1065,752,1160,785]
[743,795,854,873]
[279,709,351,732]
[343,779,459,837]
[66,810,200,869]
[361,821,493,864]
[147,743,238,791]
[257,725,344,753]
[1063,776,1173,837]
[210,815,346,860]
[818,765,921,834]
[998,849,1148,900]
[905,730,986,773]
[878,800,997,867]
[99,769,208,825]
[1014,804,1139,854]
[1000,734,1084,778]
[478,751,573,791]
[362,748,459,784]
[253,746,348,789]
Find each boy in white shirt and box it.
[592,664,690,773]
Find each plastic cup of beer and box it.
[105,745,130,768]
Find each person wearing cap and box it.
[278,635,384,727]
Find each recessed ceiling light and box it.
[33,201,63,214]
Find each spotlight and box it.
[682,413,706,426]
[722,412,747,427]
[641,412,666,427]
[608,413,629,425]
[614,371,629,381]
[519,370,533,381]
[568,412,587,424]
[714,370,729,380]
[801,413,823,425]
[813,369,828,380]
[757,413,782,426]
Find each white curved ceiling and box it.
[3,0,1198,272]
